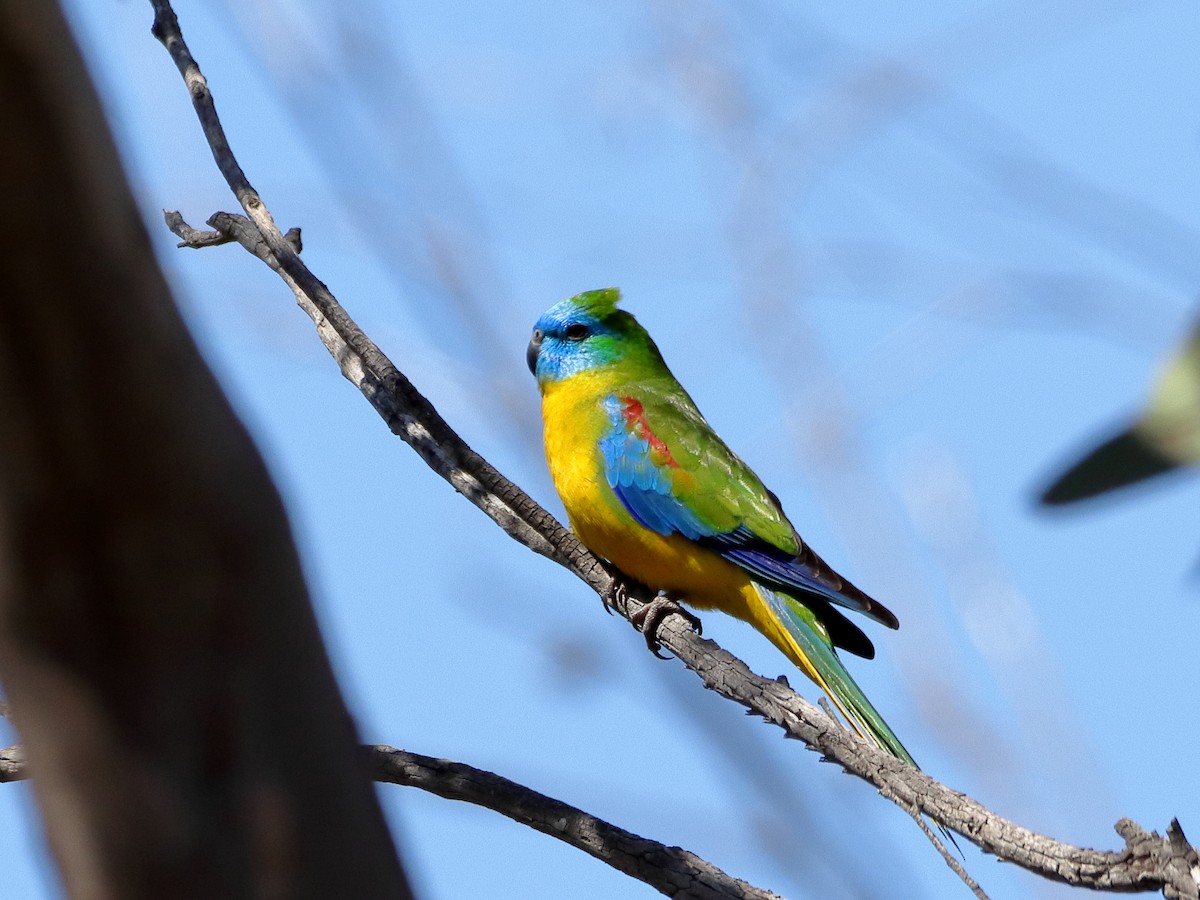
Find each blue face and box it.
[527,298,624,385]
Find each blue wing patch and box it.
[598,395,892,626]
[599,395,712,540]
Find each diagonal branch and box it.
[144,2,1199,897]
[367,746,782,900]
[0,743,780,900]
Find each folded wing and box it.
[598,384,898,656]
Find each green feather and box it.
[609,377,801,553]
[570,287,623,319]
[760,584,915,765]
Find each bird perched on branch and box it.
[527,287,915,766]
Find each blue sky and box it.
[3,2,1199,897]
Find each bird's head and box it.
[527,288,664,387]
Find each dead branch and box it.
[0,742,781,900]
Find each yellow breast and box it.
[538,373,752,613]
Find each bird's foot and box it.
[601,575,628,617]
[629,591,702,659]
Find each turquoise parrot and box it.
[527,287,916,766]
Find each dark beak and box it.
[526,329,543,375]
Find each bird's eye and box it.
[565,323,590,341]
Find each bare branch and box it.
[368,745,783,900]
[143,1,1199,897]
[166,209,301,255]
[0,745,24,782]
[879,785,986,900]
[0,742,780,900]
[151,0,578,575]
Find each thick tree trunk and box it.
[0,2,413,897]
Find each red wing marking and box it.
[619,396,680,469]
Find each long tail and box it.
[753,582,916,767]
[754,584,966,854]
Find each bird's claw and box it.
[601,577,628,617]
[629,591,702,657]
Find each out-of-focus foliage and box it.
[1042,314,1200,504]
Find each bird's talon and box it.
[629,591,701,655]
[601,577,629,616]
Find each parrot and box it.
[527,287,916,767]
